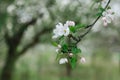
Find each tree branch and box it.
[4,26,12,46]
[10,13,43,48]
[12,18,37,46]
[85,0,111,29]
[68,34,79,42]
[76,0,111,44]
[17,28,53,57]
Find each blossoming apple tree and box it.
[52,0,114,69]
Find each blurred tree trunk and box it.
[1,49,18,80]
[0,1,17,80]
[0,25,51,80]
[66,63,72,77]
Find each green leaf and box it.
[56,53,63,61]
[94,0,101,2]
[59,36,64,41]
[71,47,81,54]
[96,6,105,17]
[99,7,105,12]
[96,12,102,16]
[69,26,76,33]
[69,43,76,48]
[59,36,65,44]
[61,44,68,53]
[70,57,77,69]
[75,24,86,29]
[51,41,58,47]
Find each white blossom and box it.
[102,9,114,26]
[80,57,86,63]
[101,0,109,8]
[52,22,70,39]
[59,58,68,64]
[7,5,16,14]
[16,0,24,6]
[66,21,75,27]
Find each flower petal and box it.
[106,15,112,23]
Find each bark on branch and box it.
[17,28,53,57]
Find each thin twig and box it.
[76,0,111,44]
[69,34,79,41]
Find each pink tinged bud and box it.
[106,15,112,23]
[104,21,108,26]
[80,57,86,63]
[56,45,61,53]
[102,17,108,26]
[107,9,114,15]
[69,53,73,57]
[103,20,108,26]
[66,21,75,26]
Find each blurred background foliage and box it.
[0,0,120,80]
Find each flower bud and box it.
[58,44,61,48]
[69,53,73,57]
[66,21,75,27]
[102,17,108,26]
[59,58,68,64]
[80,57,86,63]
[56,49,59,53]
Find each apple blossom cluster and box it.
[52,21,86,68]
[55,43,86,65]
[102,9,114,26]
[100,0,114,26]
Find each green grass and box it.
[0,45,119,80]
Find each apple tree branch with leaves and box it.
[52,0,114,68]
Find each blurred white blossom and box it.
[7,5,16,14]
[101,0,109,8]
[102,9,114,26]
[18,12,33,23]
[16,0,24,6]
